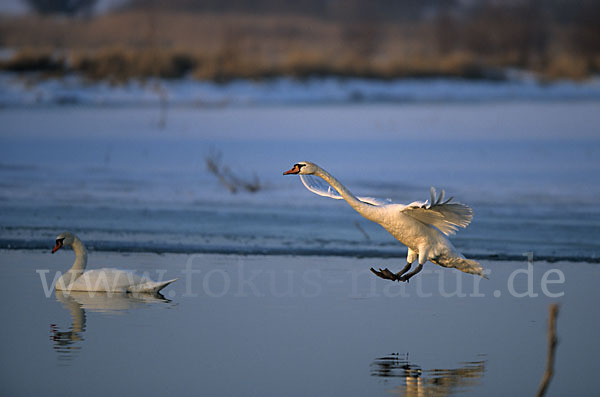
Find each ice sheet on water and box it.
[1,100,599,261]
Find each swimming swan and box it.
[284,162,486,282]
[51,232,177,292]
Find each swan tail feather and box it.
[432,256,487,279]
[130,278,178,293]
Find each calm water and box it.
[1,250,600,396]
[1,100,600,396]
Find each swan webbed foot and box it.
[370,267,405,282]
[370,263,424,283]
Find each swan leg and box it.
[400,264,424,282]
[406,249,418,268]
[398,249,428,282]
[398,262,412,276]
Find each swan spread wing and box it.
[401,187,473,235]
[300,175,471,234]
[300,175,391,206]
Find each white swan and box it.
[283,162,486,282]
[51,232,177,292]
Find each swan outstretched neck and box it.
[51,232,177,293]
[284,161,486,282]
[284,162,383,222]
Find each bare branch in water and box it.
[536,304,559,397]
[151,82,168,129]
[354,221,371,241]
[206,149,262,194]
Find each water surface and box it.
[1,99,599,396]
[1,250,599,396]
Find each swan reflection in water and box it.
[370,353,486,396]
[50,290,171,361]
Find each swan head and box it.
[52,231,76,253]
[283,161,318,175]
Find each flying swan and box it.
[51,231,177,293]
[283,162,486,282]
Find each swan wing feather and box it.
[69,269,149,292]
[300,175,391,206]
[401,188,472,235]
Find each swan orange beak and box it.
[283,165,301,175]
[51,239,63,254]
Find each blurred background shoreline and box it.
[1,0,599,84]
